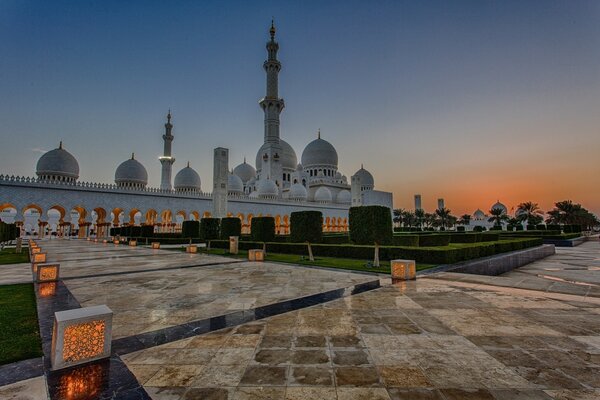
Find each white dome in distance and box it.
[257,178,278,198]
[36,142,79,182]
[352,165,374,188]
[228,172,244,194]
[289,183,308,201]
[115,153,148,188]
[314,186,332,203]
[336,189,351,204]
[233,158,256,183]
[473,209,485,219]
[491,200,508,214]
[255,140,297,171]
[174,162,201,192]
[301,133,338,168]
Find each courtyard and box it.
[0,239,599,399]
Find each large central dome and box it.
[301,137,338,168]
[255,139,297,171]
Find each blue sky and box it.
[1,0,599,214]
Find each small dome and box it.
[336,189,351,204]
[233,158,256,183]
[257,179,278,198]
[289,183,307,200]
[255,140,297,171]
[36,142,79,182]
[335,171,342,179]
[342,175,348,183]
[491,200,507,214]
[352,166,374,187]
[174,163,201,191]
[228,172,244,194]
[115,154,148,187]
[314,186,332,203]
[301,136,338,168]
[474,209,485,219]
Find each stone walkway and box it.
[1,239,599,399]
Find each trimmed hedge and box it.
[290,211,323,243]
[449,233,481,243]
[200,218,220,240]
[140,225,154,237]
[419,234,451,247]
[220,218,241,240]
[481,233,500,242]
[251,217,275,243]
[392,235,419,247]
[209,237,543,265]
[322,234,350,244]
[0,222,17,242]
[182,220,201,238]
[456,226,466,232]
[349,206,393,245]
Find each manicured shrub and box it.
[290,211,323,243]
[182,220,200,238]
[321,234,350,244]
[506,225,514,231]
[473,226,484,232]
[516,225,524,231]
[349,206,393,245]
[456,226,466,232]
[449,233,481,243]
[130,226,142,237]
[490,226,503,231]
[536,224,546,230]
[481,233,500,242]
[200,218,220,240]
[392,235,419,247]
[220,217,242,240]
[418,234,450,247]
[526,224,536,231]
[110,227,121,236]
[251,217,275,243]
[140,225,154,237]
[121,226,131,237]
[547,224,561,232]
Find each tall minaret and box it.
[159,110,175,190]
[259,20,285,144]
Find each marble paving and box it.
[1,239,600,399]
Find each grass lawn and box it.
[0,283,43,365]
[172,247,436,274]
[0,248,29,265]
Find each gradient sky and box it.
[1,0,599,216]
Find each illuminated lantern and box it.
[129,240,137,247]
[36,263,60,283]
[51,305,113,370]
[186,245,197,253]
[31,247,41,254]
[229,236,239,255]
[151,242,160,249]
[113,240,119,245]
[39,282,57,297]
[248,249,265,261]
[86,237,91,241]
[102,240,108,244]
[391,259,416,281]
[33,252,47,263]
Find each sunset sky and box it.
[1,0,599,216]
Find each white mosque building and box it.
[0,23,392,237]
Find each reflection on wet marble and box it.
[124,274,600,399]
[0,376,48,400]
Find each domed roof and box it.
[289,183,308,200]
[474,209,485,218]
[233,158,256,183]
[255,140,297,171]
[36,142,79,180]
[314,186,332,203]
[491,200,507,214]
[336,189,351,204]
[335,171,342,179]
[174,163,201,190]
[228,172,244,194]
[257,179,278,198]
[353,165,374,187]
[115,153,148,186]
[301,134,338,167]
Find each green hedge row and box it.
[210,237,542,265]
[220,218,242,240]
[290,211,323,243]
[0,222,18,242]
[349,206,393,245]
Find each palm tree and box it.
[435,207,453,230]
[424,213,436,229]
[402,210,416,227]
[488,207,509,227]
[392,209,404,228]
[458,214,471,226]
[516,201,544,225]
[414,209,425,228]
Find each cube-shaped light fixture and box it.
[51,305,113,370]
[39,282,57,297]
[36,263,60,283]
[129,240,137,247]
[391,259,416,281]
[31,247,41,254]
[32,252,47,264]
[113,239,119,245]
[229,236,239,255]
[186,245,197,253]
[248,249,265,261]
[151,242,160,249]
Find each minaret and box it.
[159,110,175,190]
[259,20,285,145]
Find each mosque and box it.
[0,23,392,236]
